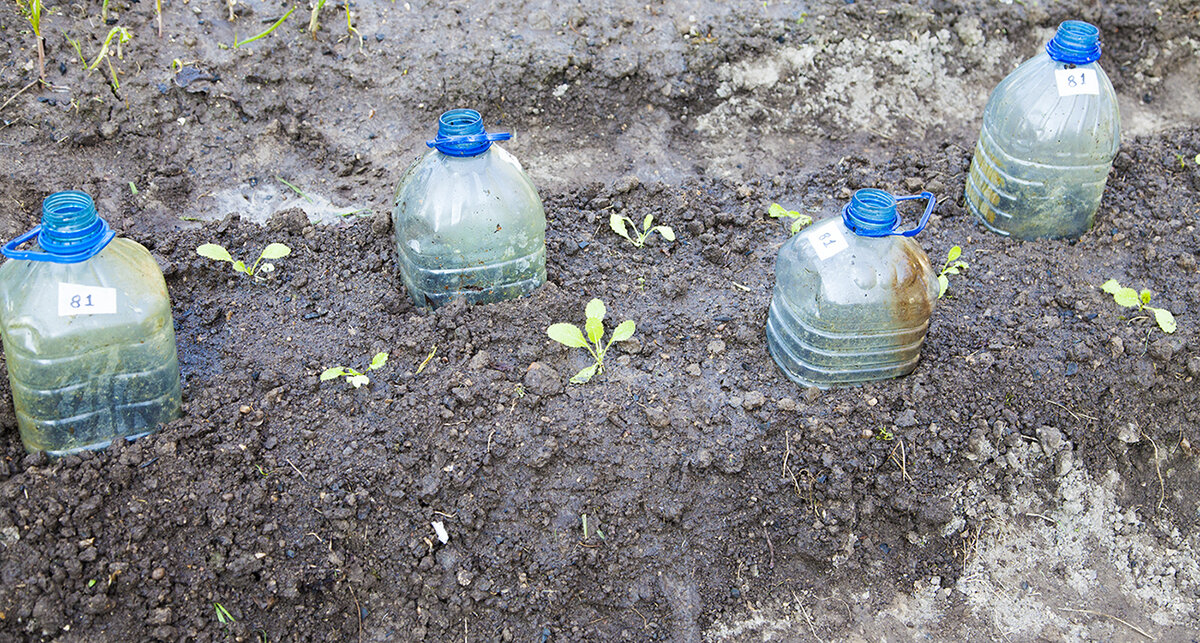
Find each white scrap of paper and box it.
[432,521,449,544]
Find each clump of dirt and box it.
[0,0,1197,640]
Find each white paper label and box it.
[58,283,117,316]
[809,225,849,261]
[1054,68,1100,96]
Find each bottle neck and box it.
[1046,20,1102,65]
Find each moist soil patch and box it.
[0,1,1197,641]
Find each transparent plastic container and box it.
[0,191,181,455]
[766,189,939,389]
[392,109,546,307]
[965,20,1120,240]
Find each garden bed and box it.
[0,0,1197,640]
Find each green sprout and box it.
[64,34,86,69]
[321,352,388,388]
[230,6,296,49]
[213,602,236,624]
[768,202,813,234]
[1101,279,1176,334]
[875,427,894,441]
[345,1,363,49]
[610,213,675,248]
[87,579,97,588]
[196,243,292,279]
[547,298,636,384]
[87,26,132,71]
[277,176,313,202]
[16,0,44,79]
[155,0,163,38]
[937,246,969,298]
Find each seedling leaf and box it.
[347,374,370,388]
[320,367,346,381]
[1112,287,1140,308]
[768,203,787,218]
[586,298,606,323]
[261,243,291,260]
[938,275,949,299]
[1100,279,1122,295]
[610,319,636,343]
[1139,290,1152,306]
[1151,307,1177,334]
[585,316,604,345]
[657,226,676,241]
[196,244,232,262]
[947,245,962,262]
[642,214,654,232]
[609,213,630,239]
[232,261,248,274]
[369,352,388,370]
[548,323,588,349]
[570,364,598,384]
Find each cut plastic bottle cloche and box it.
[392,108,547,307]
[965,20,1120,240]
[0,191,182,455]
[766,189,940,389]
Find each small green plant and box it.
[196,242,292,278]
[16,0,45,79]
[875,427,894,441]
[155,0,163,38]
[1101,279,1176,334]
[937,245,969,298]
[64,34,86,69]
[610,213,675,248]
[321,352,388,388]
[87,578,97,587]
[229,6,295,49]
[308,0,326,38]
[213,602,236,624]
[547,299,636,384]
[768,202,813,234]
[87,26,133,92]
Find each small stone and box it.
[894,409,918,428]
[617,337,643,354]
[1110,336,1124,357]
[686,363,702,377]
[151,567,166,580]
[612,175,640,194]
[707,339,726,355]
[149,607,173,625]
[1055,451,1073,477]
[692,449,713,469]
[239,405,251,414]
[803,387,821,403]
[457,569,474,587]
[523,362,563,397]
[1116,422,1141,444]
[742,391,766,410]
[644,406,670,428]
[467,350,491,371]
[777,397,796,411]
[1037,426,1064,456]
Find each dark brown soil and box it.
[0,0,1197,641]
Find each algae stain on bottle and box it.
[766,189,939,389]
[0,191,181,455]
[392,109,547,307]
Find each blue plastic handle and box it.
[1,224,116,264]
[892,192,936,237]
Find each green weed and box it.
[213,602,236,624]
[63,34,86,69]
[875,427,894,441]
[230,6,296,49]
[610,213,675,248]
[1101,279,1176,334]
[16,0,45,79]
[547,298,636,384]
[321,352,388,388]
[768,202,813,234]
[937,246,969,298]
[196,242,292,279]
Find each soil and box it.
[0,0,1198,641]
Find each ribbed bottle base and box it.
[400,248,546,307]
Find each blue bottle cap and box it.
[1046,20,1102,65]
[842,189,936,238]
[426,109,513,157]
[1,191,115,264]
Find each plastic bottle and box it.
[392,109,546,307]
[964,20,1120,240]
[766,189,939,389]
[0,191,181,455]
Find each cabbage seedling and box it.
[547,299,635,384]
[321,352,388,388]
[768,202,813,234]
[1101,279,1176,334]
[937,246,969,298]
[196,242,291,278]
[610,213,675,248]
